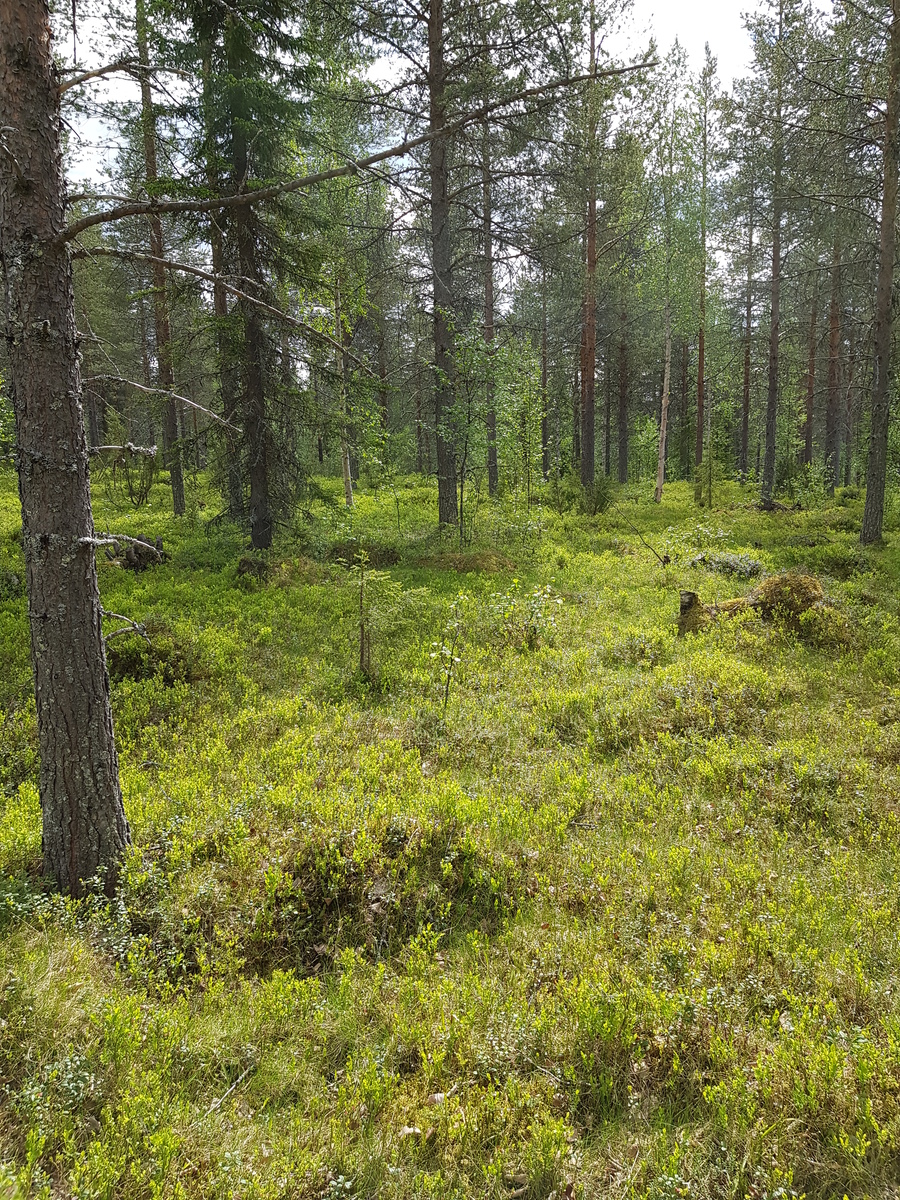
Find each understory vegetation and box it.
[2,465,900,1199]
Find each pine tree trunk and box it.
[655,298,672,502]
[604,345,612,476]
[336,285,354,508]
[618,329,628,484]
[483,124,498,496]
[203,51,242,520]
[862,4,900,544]
[580,192,597,488]
[740,199,753,480]
[762,9,784,505]
[136,0,183,516]
[802,293,817,466]
[541,276,550,481]
[695,124,708,504]
[0,0,130,895]
[428,0,458,527]
[230,118,271,549]
[825,229,842,490]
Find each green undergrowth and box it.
[2,465,900,1198]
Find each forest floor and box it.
[2,466,900,1200]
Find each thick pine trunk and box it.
[0,0,129,895]
[862,5,900,544]
[136,0,183,517]
[428,0,459,527]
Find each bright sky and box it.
[611,0,757,85]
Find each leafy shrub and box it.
[489,579,562,651]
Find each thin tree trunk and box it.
[618,327,628,484]
[541,273,550,481]
[428,0,458,526]
[862,4,900,543]
[695,111,708,504]
[580,13,598,490]
[740,198,753,479]
[655,298,672,502]
[336,285,354,508]
[604,343,612,476]
[203,51,242,520]
[825,228,842,490]
[762,5,784,504]
[0,0,129,895]
[229,105,271,548]
[136,0,184,516]
[803,292,817,466]
[483,123,498,496]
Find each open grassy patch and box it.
[1,467,899,1198]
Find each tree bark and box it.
[136,0,184,516]
[0,0,130,895]
[695,99,708,504]
[541,272,550,481]
[228,71,272,549]
[482,123,498,496]
[740,205,753,480]
[862,3,900,544]
[428,0,459,527]
[617,325,628,484]
[824,228,842,490]
[802,291,817,467]
[655,298,672,502]
[762,4,784,504]
[203,51,242,520]
[580,14,598,490]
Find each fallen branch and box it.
[612,502,670,567]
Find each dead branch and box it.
[100,608,152,648]
[82,375,241,432]
[88,442,157,457]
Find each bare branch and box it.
[80,534,162,560]
[100,608,152,648]
[83,373,242,432]
[59,59,193,94]
[88,442,158,457]
[59,59,136,94]
[61,60,657,241]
